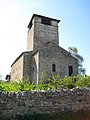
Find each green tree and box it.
[68,47,86,75]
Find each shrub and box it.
[75,76,90,88]
[41,71,47,84]
[0,75,90,92]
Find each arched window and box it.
[52,64,56,72]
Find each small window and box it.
[52,64,56,72]
[69,66,73,76]
[41,17,51,25]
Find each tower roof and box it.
[28,14,60,28]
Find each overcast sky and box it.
[0,0,90,79]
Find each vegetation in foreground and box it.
[1,110,90,120]
[0,74,90,92]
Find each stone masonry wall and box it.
[27,15,59,51]
[0,88,90,119]
[11,55,24,81]
[39,44,78,79]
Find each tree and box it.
[68,47,86,75]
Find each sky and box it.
[0,0,90,79]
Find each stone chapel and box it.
[10,14,78,83]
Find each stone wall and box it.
[11,52,32,82]
[23,52,32,81]
[27,15,59,51]
[11,54,24,81]
[27,18,34,51]
[39,43,78,79]
[0,88,90,119]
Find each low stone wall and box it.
[0,88,90,119]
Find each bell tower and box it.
[27,14,60,51]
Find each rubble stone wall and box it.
[0,88,90,119]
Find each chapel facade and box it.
[10,14,78,83]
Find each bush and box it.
[75,76,90,88]
[0,75,90,92]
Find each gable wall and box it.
[11,55,24,82]
[39,46,78,80]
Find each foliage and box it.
[59,76,75,89]
[48,74,61,89]
[0,75,90,92]
[40,71,47,84]
[68,47,86,75]
[75,76,90,88]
